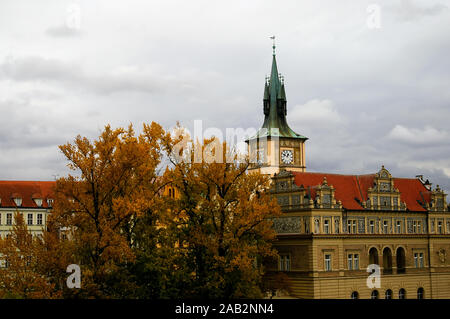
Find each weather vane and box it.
[270,35,276,55]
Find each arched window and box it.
[417,288,424,299]
[385,289,392,299]
[369,247,379,265]
[383,247,393,274]
[396,247,406,274]
[351,291,359,299]
[399,288,406,299]
[371,290,379,299]
[168,188,172,197]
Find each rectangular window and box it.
[6,213,12,226]
[348,254,353,270]
[413,221,417,233]
[418,221,422,233]
[419,253,424,268]
[369,220,375,234]
[438,222,443,234]
[352,220,357,234]
[279,255,290,271]
[325,254,331,271]
[347,220,352,233]
[396,221,401,233]
[354,254,359,270]
[414,253,418,268]
[324,220,330,234]
[27,214,33,225]
[37,214,43,225]
[383,220,389,234]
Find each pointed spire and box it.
[248,39,308,141]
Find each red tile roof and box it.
[292,172,430,212]
[0,181,55,208]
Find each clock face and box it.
[281,150,293,164]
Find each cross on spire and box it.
[270,35,276,55]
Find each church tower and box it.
[247,41,308,175]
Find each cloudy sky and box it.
[1,0,449,195]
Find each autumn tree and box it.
[50,123,171,298]
[0,212,61,299]
[164,135,281,298]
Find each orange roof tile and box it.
[292,172,429,212]
[0,181,55,208]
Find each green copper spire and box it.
[250,41,308,141]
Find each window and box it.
[396,221,401,233]
[279,255,290,271]
[324,220,330,234]
[417,221,422,233]
[369,248,379,265]
[351,291,359,299]
[414,253,424,268]
[6,213,12,226]
[0,214,2,225]
[413,221,417,233]
[13,197,22,206]
[34,198,43,207]
[369,220,375,234]
[347,220,356,234]
[371,290,379,299]
[396,247,406,273]
[37,214,43,225]
[383,247,392,274]
[348,254,359,270]
[354,254,359,270]
[27,214,33,225]
[417,288,424,299]
[385,289,392,299]
[47,199,54,207]
[383,221,389,234]
[324,254,331,271]
[399,288,406,299]
[438,221,443,234]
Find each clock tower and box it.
[246,42,308,175]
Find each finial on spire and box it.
[270,35,276,55]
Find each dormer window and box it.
[34,198,43,207]
[47,199,54,207]
[13,197,22,207]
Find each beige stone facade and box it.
[265,168,450,299]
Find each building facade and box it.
[0,181,54,238]
[249,47,450,299]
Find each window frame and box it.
[324,254,332,271]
